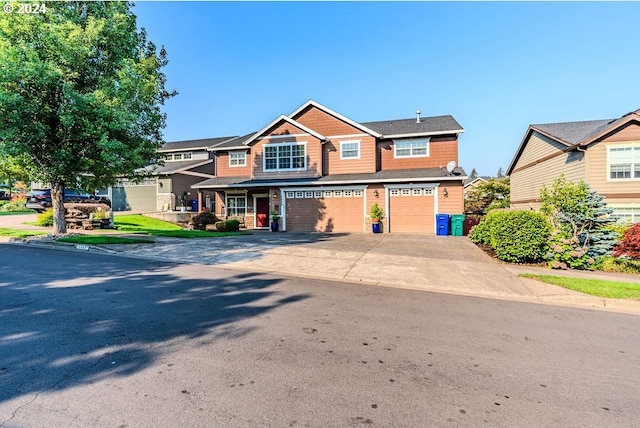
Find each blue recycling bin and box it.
[436,214,450,236]
[190,199,198,212]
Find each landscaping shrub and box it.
[592,256,640,275]
[471,210,551,263]
[469,212,500,245]
[191,211,218,230]
[215,221,227,232]
[545,231,594,270]
[0,194,28,212]
[36,208,54,226]
[225,219,240,232]
[614,223,640,260]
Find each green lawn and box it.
[56,235,154,245]
[520,274,640,300]
[0,228,47,238]
[0,210,34,215]
[113,214,248,238]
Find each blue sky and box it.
[133,1,640,177]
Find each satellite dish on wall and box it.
[446,161,457,173]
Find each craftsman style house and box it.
[507,108,640,223]
[191,100,466,233]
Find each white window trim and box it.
[607,143,640,182]
[339,140,361,160]
[229,151,247,168]
[165,152,193,162]
[225,193,247,217]
[393,138,430,158]
[263,141,307,172]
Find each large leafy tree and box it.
[464,177,510,214]
[0,1,175,233]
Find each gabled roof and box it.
[242,115,328,147]
[290,100,383,138]
[160,136,238,152]
[209,134,254,151]
[530,119,614,146]
[142,159,213,175]
[363,115,464,138]
[507,108,640,175]
[463,177,489,187]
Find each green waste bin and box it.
[450,214,465,236]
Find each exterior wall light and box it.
[443,188,449,197]
[374,189,379,198]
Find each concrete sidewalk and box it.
[3,211,639,315]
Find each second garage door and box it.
[285,189,364,232]
[388,187,435,234]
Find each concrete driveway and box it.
[3,213,640,314]
[88,231,638,313]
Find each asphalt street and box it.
[1,244,639,427]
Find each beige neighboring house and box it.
[507,108,640,223]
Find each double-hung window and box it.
[229,151,247,167]
[394,138,429,158]
[609,146,640,180]
[226,195,246,217]
[340,140,360,159]
[264,143,306,171]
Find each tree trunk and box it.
[51,182,67,235]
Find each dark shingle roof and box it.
[142,159,213,175]
[362,115,463,137]
[161,136,238,151]
[192,167,466,189]
[209,133,256,150]
[531,119,615,145]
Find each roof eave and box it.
[384,129,465,139]
[290,100,383,138]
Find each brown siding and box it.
[323,136,377,175]
[251,122,323,180]
[584,123,640,197]
[216,152,251,178]
[293,105,364,137]
[379,136,458,171]
[437,183,464,214]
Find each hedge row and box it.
[469,210,551,263]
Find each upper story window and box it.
[264,142,306,171]
[609,145,640,180]
[394,138,429,158]
[229,151,247,167]
[165,152,192,162]
[340,140,360,159]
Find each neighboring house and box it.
[191,100,466,233]
[463,176,489,198]
[100,136,237,212]
[507,108,640,223]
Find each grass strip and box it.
[520,274,640,300]
[56,235,154,245]
[0,228,47,238]
[113,214,249,238]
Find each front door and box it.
[256,197,269,227]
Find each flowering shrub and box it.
[545,231,594,270]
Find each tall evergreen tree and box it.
[469,168,478,179]
[0,2,176,234]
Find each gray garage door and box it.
[111,178,158,212]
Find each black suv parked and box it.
[25,189,111,212]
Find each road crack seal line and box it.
[0,352,115,427]
[342,237,385,281]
